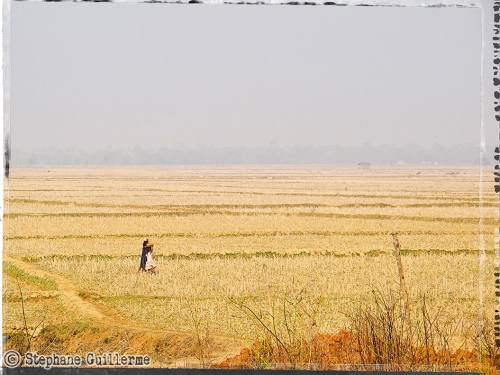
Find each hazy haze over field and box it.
[11,3,486,163]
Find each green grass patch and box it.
[3,262,58,291]
[399,248,481,256]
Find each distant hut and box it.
[395,161,406,166]
[358,162,371,170]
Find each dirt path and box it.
[3,255,244,365]
[4,255,110,322]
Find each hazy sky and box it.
[11,3,484,152]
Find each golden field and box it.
[2,165,498,366]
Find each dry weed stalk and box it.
[346,284,489,371]
[228,265,319,369]
[185,303,214,368]
[5,283,48,360]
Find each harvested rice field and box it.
[2,165,497,368]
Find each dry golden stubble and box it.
[6,214,492,238]
[4,166,493,352]
[29,253,494,343]
[6,232,491,259]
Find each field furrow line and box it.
[3,255,111,323]
[4,211,496,225]
[4,229,484,241]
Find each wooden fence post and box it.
[391,232,412,340]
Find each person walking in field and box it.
[138,238,152,272]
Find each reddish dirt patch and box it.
[217,330,498,373]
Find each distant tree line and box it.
[12,143,487,166]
